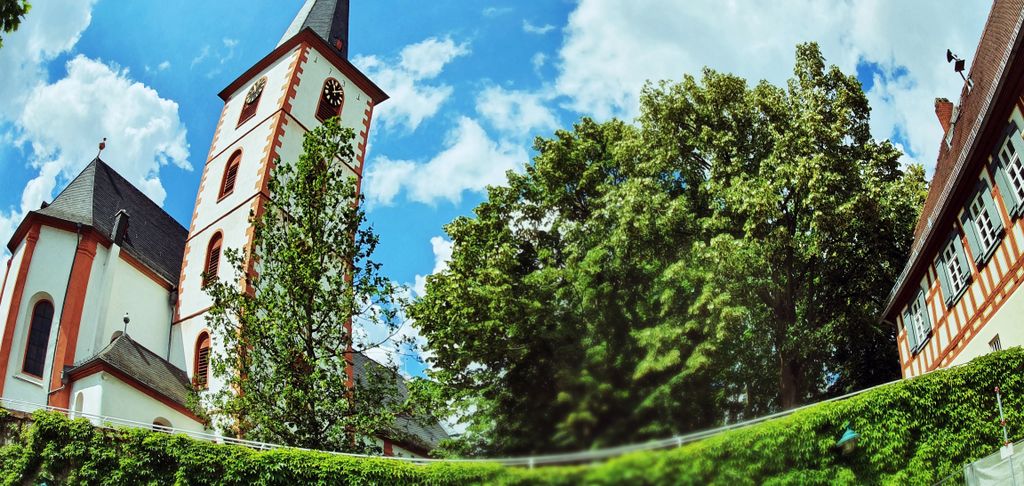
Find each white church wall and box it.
[2,225,77,407]
[190,121,276,234]
[74,242,112,362]
[69,373,104,424]
[0,234,29,363]
[101,256,174,358]
[211,46,301,160]
[290,47,371,144]
[97,371,206,433]
[168,322,186,371]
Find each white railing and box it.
[0,375,903,468]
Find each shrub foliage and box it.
[1,348,1022,485]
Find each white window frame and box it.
[942,239,968,297]
[1000,137,1024,206]
[909,297,929,349]
[969,191,999,253]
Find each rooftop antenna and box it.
[97,137,107,159]
[946,49,968,82]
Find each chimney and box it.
[935,98,954,134]
[112,209,130,245]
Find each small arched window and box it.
[203,233,223,286]
[152,417,172,432]
[316,78,345,122]
[238,76,266,126]
[194,332,211,388]
[220,151,241,199]
[23,300,54,377]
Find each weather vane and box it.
[97,137,107,158]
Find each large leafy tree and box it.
[203,119,424,452]
[0,0,29,49]
[412,43,926,455]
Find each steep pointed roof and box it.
[278,0,350,59]
[9,159,187,285]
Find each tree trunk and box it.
[779,355,803,409]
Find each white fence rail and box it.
[0,376,902,468]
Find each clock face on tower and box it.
[323,79,344,107]
[245,77,267,105]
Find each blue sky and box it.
[0,1,989,375]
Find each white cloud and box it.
[531,52,547,75]
[364,117,527,206]
[413,236,454,298]
[190,45,210,69]
[0,0,190,263]
[0,0,96,119]
[353,37,470,133]
[158,60,171,71]
[483,6,513,18]
[476,85,559,137]
[523,20,555,35]
[554,0,987,173]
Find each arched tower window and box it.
[22,300,54,377]
[203,233,223,286]
[238,76,266,126]
[316,78,345,122]
[194,332,211,388]
[220,151,241,199]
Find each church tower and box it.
[173,0,387,392]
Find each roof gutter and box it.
[881,5,1024,322]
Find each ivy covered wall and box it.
[1,348,1022,485]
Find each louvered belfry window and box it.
[203,233,222,286]
[195,332,211,388]
[220,151,241,198]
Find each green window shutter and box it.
[903,308,919,354]
[916,289,931,337]
[960,209,982,265]
[981,181,1006,235]
[935,257,953,308]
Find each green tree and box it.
[203,119,424,452]
[0,0,29,49]
[411,43,926,455]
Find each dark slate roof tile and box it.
[33,158,187,285]
[70,333,193,409]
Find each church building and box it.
[0,0,446,457]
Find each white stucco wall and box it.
[97,371,206,433]
[2,225,78,407]
[95,255,174,358]
[950,278,1024,367]
[290,46,371,142]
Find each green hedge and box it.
[2,348,1022,485]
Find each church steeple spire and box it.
[278,0,350,59]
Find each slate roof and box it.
[883,0,1024,317]
[352,353,450,452]
[69,333,193,409]
[278,0,350,59]
[13,158,188,285]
